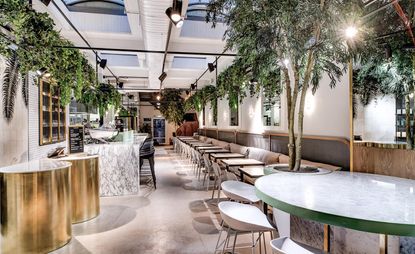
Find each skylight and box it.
[63,0,125,15]
[172,56,207,69]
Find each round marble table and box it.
[255,171,415,236]
[0,160,72,254]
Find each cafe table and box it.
[189,142,215,148]
[196,146,223,151]
[210,153,246,162]
[221,158,265,171]
[255,171,415,253]
[238,166,265,182]
[200,149,231,155]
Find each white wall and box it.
[202,71,351,138]
[0,57,29,167]
[354,95,396,142]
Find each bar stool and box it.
[270,237,325,254]
[216,201,275,254]
[140,138,156,188]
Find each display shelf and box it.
[39,79,67,146]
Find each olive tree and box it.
[207,0,365,170]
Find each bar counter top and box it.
[0,160,72,173]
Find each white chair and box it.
[221,180,260,203]
[215,201,275,254]
[270,237,325,254]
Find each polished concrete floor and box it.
[53,147,271,254]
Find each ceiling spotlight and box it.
[156,94,161,101]
[175,18,184,28]
[166,0,184,28]
[185,90,190,96]
[208,62,216,72]
[191,83,196,90]
[41,0,51,6]
[98,59,107,69]
[128,94,134,99]
[36,67,51,78]
[158,72,167,82]
[345,26,358,39]
[117,82,124,89]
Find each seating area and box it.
[173,135,330,253]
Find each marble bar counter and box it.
[0,160,72,254]
[85,141,142,196]
[55,154,100,223]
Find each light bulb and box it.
[171,13,181,22]
[345,26,358,39]
[176,19,184,28]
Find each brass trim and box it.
[324,224,330,252]
[65,156,100,223]
[0,166,72,254]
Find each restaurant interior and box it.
[0,0,415,253]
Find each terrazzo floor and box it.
[52,146,272,254]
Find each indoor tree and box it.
[207,0,367,171]
[159,89,185,127]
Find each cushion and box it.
[229,143,249,157]
[247,147,280,165]
[199,136,207,142]
[205,138,213,144]
[212,140,230,149]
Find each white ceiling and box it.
[33,0,235,91]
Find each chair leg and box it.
[214,220,225,252]
[251,232,255,254]
[211,179,217,199]
[231,232,238,254]
[222,227,231,254]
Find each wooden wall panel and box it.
[354,145,415,179]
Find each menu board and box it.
[69,126,84,154]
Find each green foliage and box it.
[159,89,185,126]
[354,38,415,105]
[80,83,122,116]
[0,0,96,105]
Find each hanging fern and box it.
[21,73,29,107]
[2,52,20,122]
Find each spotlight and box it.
[384,44,392,59]
[158,72,167,82]
[36,67,51,78]
[128,94,134,100]
[41,0,51,6]
[250,78,258,85]
[98,59,107,69]
[117,82,124,89]
[156,94,161,101]
[208,62,216,72]
[186,90,190,96]
[191,83,196,90]
[165,0,184,28]
[345,26,358,39]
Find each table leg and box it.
[324,224,330,252]
[379,234,388,254]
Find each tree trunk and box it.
[294,54,315,171]
[406,94,413,149]
[284,68,296,170]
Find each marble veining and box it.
[85,143,141,197]
[256,171,415,226]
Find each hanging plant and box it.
[80,83,122,116]
[0,0,97,108]
[159,89,185,126]
[2,52,20,121]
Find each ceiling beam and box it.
[53,45,237,57]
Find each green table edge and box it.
[255,182,415,237]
